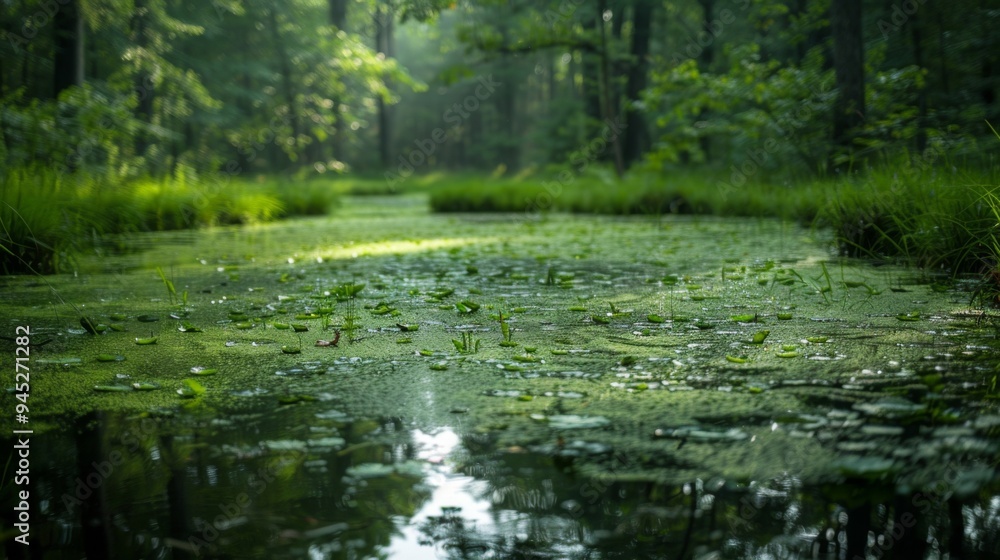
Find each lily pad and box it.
[132,382,161,391]
[751,330,770,344]
[96,354,126,362]
[547,415,611,430]
[135,337,158,345]
[94,384,132,392]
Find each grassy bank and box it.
[429,163,1000,280]
[0,168,340,274]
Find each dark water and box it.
[3,402,998,559]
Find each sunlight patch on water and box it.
[383,428,495,559]
[313,237,500,261]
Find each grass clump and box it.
[0,168,339,274]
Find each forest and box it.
[2,0,998,273]
[2,1,1000,559]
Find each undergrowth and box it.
[0,168,340,274]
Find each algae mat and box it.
[1,195,998,558]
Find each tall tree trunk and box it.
[52,0,84,97]
[329,0,347,165]
[831,0,865,156]
[132,0,154,158]
[911,13,927,153]
[622,0,652,167]
[697,0,713,160]
[582,5,603,144]
[270,7,299,166]
[375,2,394,169]
[597,0,624,176]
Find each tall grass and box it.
[0,168,339,274]
[429,167,824,222]
[428,160,1000,282]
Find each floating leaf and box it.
[548,415,611,430]
[751,330,770,344]
[281,346,302,354]
[429,363,448,371]
[806,336,828,343]
[776,351,799,358]
[135,337,158,345]
[273,322,291,330]
[292,324,309,332]
[178,322,203,333]
[731,314,756,322]
[96,354,125,362]
[80,317,101,334]
[179,378,206,397]
[190,367,218,376]
[132,382,160,391]
[726,355,747,364]
[647,314,664,323]
[590,314,610,324]
[94,384,132,392]
[896,312,920,322]
[397,323,419,332]
[776,313,793,320]
[137,315,160,323]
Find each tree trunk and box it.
[132,0,154,158]
[831,0,865,154]
[329,0,348,165]
[598,0,624,176]
[582,5,603,142]
[270,6,299,164]
[52,0,84,97]
[910,13,927,153]
[622,0,652,167]
[375,2,394,169]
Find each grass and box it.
[427,160,1000,286]
[428,167,822,221]
[0,167,341,274]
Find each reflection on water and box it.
[2,402,998,559]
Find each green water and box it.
[1,195,998,558]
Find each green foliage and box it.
[0,168,338,273]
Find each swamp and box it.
[1,1,999,559]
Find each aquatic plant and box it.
[452,331,480,354]
[498,312,517,347]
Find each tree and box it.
[622,0,653,167]
[831,0,864,157]
[52,0,85,97]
